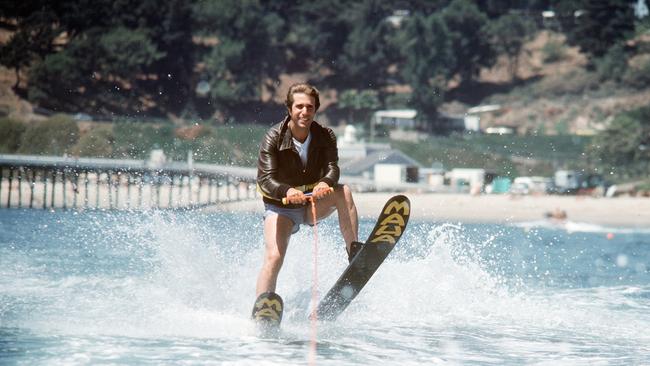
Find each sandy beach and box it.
[2,176,647,227]
[206,192,650,228]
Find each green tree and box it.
[338,89,380,125]
[194,0,285,110]
[3,0,195,116]
[594,44,628,82]
[0,3,61,91]
[336,0,396,88]
[398,13,454,132]
[590,106,650,178]
[112,122,175,159]
[71,125,114,158]
[541,38,567,63]
[19,114,79,155]
[0,3,59,58]
[28,27,164,113]
[0,118,27,153]
[280,1,350,74]
[487,13,536,79]
[567,0,635,58]
[441,0,495,84]
[0,31,34,89]
[623,57,650,89]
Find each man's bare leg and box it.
[308,184,359,253]
[255,214,295,296]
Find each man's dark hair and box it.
[285,83,320,111]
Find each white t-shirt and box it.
[292,132,312,167]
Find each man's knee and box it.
[335,184,354,202]
[264,249,284,270]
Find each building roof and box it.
[373,109,417,119]
[466,104,501,114]
[340,149,422,176]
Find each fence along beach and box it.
[0,154,257,210]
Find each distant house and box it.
[436,112,481,135]
[485,126,516,135]
[372,109,418,129]
[465,104,506,134]
[370,109,418,140]
[337,125,391,162]
[371,109,481,139]
[553,170,585,194]
[446,168,498,194]
[340,149,422,183]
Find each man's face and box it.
[289,93,316,129]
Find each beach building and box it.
[419,162,446,190]
[336,124,426,191]
[511,176,553,195]
[341,149,422,181]
[371,109,482,138]
[554,170,584,194]
[447,168,498,194]
[337,125,391,162]
[370,109,419,141]
[465,104,503,133]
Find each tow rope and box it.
[308,198,319,365]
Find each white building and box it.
[337,124,391,163]
[446,168,497,194]
[340,149,422,182]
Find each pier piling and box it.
[0,154,257,210]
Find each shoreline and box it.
[204,192,650,228]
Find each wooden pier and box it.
[0,154,257,210]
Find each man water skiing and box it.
[252,83,362,325]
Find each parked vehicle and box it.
[552,170,607,195]
[511,176,553,195]
[553,170,583,194]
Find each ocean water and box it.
[1,206,649,365]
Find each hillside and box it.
[2,29,649,181]
[3,29,649,137]
[439,31,650,136]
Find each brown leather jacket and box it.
[257,116,340,207]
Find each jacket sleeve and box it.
[257,128,292,200]
[318,127,340,187]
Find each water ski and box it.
[251,291,284,333]
[316,195,410,321]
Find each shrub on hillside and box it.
[188,125,265,166]
[541,39,566,63]
[623,58,650,89]
[71,125,114,158]
[385,93,412,109]
[533,69,599,97]
[595,45,628,83]
[112,122,175,159]
[589,106,650,179]
[19,114,79,155]
[0,117,27,153]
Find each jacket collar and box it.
[279,116,293,151]
[278,115,327,151]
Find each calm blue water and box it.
[1,206,649,365]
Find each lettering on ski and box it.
[252,291,284,334]
[253,297,283,322]
[316,195,410,321]
[369,200,409,244]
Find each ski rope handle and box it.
[281,187,334,205]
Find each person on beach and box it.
[252,83,361,322]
